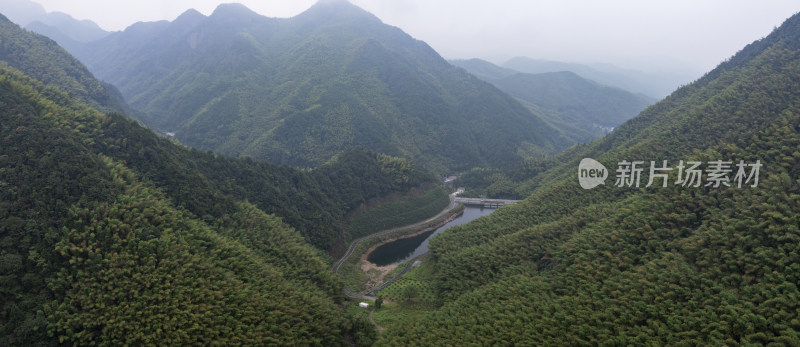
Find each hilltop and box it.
[0,13,459,343]
[67,2,570,174]
[380,10,800,345]
[451,58,655,143]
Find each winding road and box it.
[366,259,419,296]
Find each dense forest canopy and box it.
[0,12,448,344]
[0,13,127,114]
[66,1,571,175]
[0,63,363,345]
[379,11,800,345]
[0,11,442,253]
[3,1,800,345]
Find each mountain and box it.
[449,57,519,80]
[0,13,126,114]
[0,0,47,27]
[25,14,109,50]
[0,13,472,343]
[68,1,570,174]
[0,64,366,345]
[503,56,700,98]
[451,58,655,143]
[0,12,444,254]
[0,0,109,47]
[379,11,800,345]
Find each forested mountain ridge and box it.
[0,0,109,48]
[0,63,374,344]
[502,56,698,98]
[450,58,655,143]
[0,13,126,114]
[0,13,494,343]
[0,12,437,254]
[69,1,570,174]
[379,11,800,345]
[0,11,422,342]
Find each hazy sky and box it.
[27,0,800,73]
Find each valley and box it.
[333,191,462,296]
[1,0,800,345]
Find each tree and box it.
[402,285,418,302]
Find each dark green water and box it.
[367,206,496,266]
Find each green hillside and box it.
[0,63,368,345]
[379,11,800,345]
[0,13,126,114]
[0,13,469,344]
[70,2,569,174]
[451,58,655,144]
[502,56,698,98]
[0,12,440,254]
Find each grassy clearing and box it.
[382,259,411,279]
[337,259,369,292]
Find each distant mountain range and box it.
[3,0,688,174]
[503,56,700,98]
[0,11,126,115]
[0,7,442,254]
[64,1,571,175]
[450,58,656,143]
[0,0,109,48]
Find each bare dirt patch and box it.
[360,260,399,292]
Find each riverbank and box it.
[333,191,463,297]
[358,207,464,292]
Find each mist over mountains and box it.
[385,11,800,344]
[502,56,700,98]
[61,1,572,174]
[450,58,656,143]
[0,11,447,343]
[0,0,109,47]
[3,0,800,344]
[2,0,690,174]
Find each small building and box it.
[359,302,369,308]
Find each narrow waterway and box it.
[367,206,497,266]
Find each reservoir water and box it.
[367,206,497,266]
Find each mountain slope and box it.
[0,14,446,342]
[1,12,441,254]
[502,56,699,98]
[0,64,364,345]
[25,16,108,51]
[70,1,569,174]
[451,58,655,143]
[380,11,800,345]
[0,0,109,52]
[0,13,125,114]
